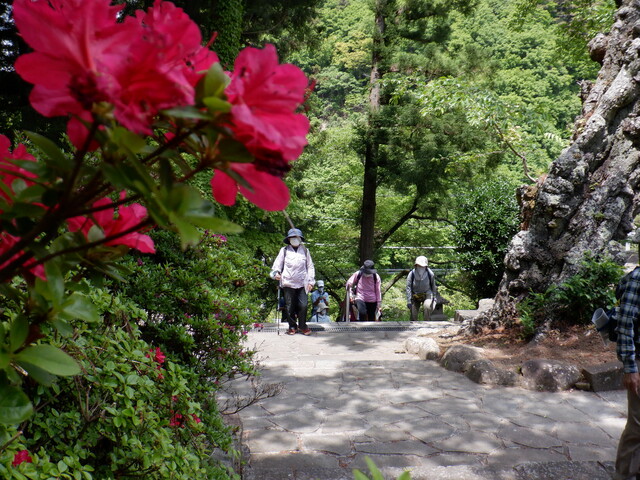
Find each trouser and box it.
[283,287,308,330]
[616,361,640,479]
[355,300,377,322]
[410,294,435,321]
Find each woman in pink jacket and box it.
[346,260,381,321]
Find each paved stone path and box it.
[224,322,628,480]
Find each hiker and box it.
[270,228,315,335]
[310,280,331,323]
[346,260,381,322]
[613,256,640,480]
[406,256,438,321]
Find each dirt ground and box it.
[428,323,619,373]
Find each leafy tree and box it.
[454,179,520,298]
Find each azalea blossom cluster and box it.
[12,0,310,212]
[12,450,33,467]
[146,347,166,379]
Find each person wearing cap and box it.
[346,260,382,321]
[406,256,438,321]
[310,280,330,323]
[613,254,640,480]
[270,228,316,335]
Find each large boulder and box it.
[521,359,582,392]
[454,298,495,324]
[404,337,440,360]
[465,359,520,387]
[417,338,440,361]
[440,344,485,373]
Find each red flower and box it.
[12,450,33,467]
[146,347,166,365]
[13,0,218,141]
[0,233,46,280]
[169,412,183,427]
[0,135,38,204]
[191,414,201,424]
[66,192,155,253]
[213,44,309,210]
[211,163,290,211]
[226,44,310,163]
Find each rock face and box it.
[464,359,520,387]
[521,359,582,392]
[487,0,640,328]
[440,345,485,373]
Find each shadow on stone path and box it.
[221,323,627,480]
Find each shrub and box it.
[1,286,239,479]
[116,230,270,381]
[518,254,623,337]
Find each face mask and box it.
[289,237,301,247]
[416,266,426,273]
[318,287,324,292]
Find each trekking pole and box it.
[345,285,351,323]
[276,286,281,336]
[282,210,296,230]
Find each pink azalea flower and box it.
[13,0,218,141]
[225,44,310,163]
[169,412,183,427]
[212,44,310,210]
[191,414,201,424]
[12,450,33,467]
[0,233,46,280]
[0,135,38,204]
[210,163,290,211]
[66,191,155,253]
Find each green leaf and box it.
[172,217,201,248]
[217,138,253,163]
[60,293,99,323]
[0,384,33,425]
[202,97,231,114]
[25,131,73,173]
[162,106,211,120]
[15,360,56,386]
[364,457,385,480]
[44,261,65,307]
[397,472,412,480]
[111,127,147,154]
[352,471,370,480]
[9,316,29,352]
[198,62,230,99]
[15,345,80,376]
[0,349,9,369]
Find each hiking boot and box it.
[300,328,312,336]
[286,328,297,335]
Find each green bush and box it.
[0,286,239,479]
[116,230,271,381]
[518,254,623,337]
[454,180,520,299]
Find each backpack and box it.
[351,271,378,296]
[592,307,618,342]
[409,269,435,296]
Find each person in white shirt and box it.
[270,228,315,335]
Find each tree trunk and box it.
[359,1,386,264]
[489,0,640,326]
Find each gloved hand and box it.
[407,303,412,309]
